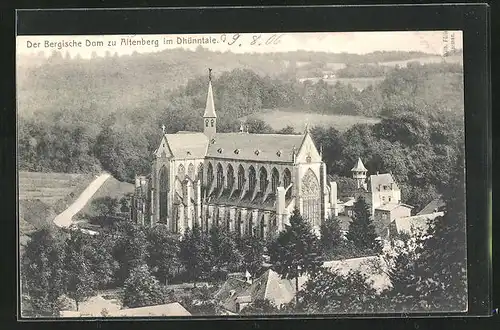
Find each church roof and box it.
[164,132,209,159]
[351,158,368,172]
[206,132,304,163]
[368,173,399,192]
[203,81,217,118]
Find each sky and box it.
[17,31,463,59]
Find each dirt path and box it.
[53,173,111,230]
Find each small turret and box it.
[351,158,368,189]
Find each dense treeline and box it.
[18,61,463,189]
[22,151,466,315]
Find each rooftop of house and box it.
[375,202,414,212]
[368,173,399,193]
[322,256,391,293]
[416,197,446,215]
[393,212,444,235]
[107,302,192,317]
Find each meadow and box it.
[244,109,381,132]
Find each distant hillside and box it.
[16,48,440,118]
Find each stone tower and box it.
[351,157,368,189]
[203,68,217,137]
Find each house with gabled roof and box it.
[343,158,413,237]
[132,69,339,238]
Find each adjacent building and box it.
[343,158,413,236]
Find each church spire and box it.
[203,68,217,136]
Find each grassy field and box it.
[245,109,381,133]
[299,76,385,90]
[375,54,463,67]
[77,176,135,219]
[19,171,96,256]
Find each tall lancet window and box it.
[159,166,168,223]
[227,165,234,191]
[271,168,279,195]
[283,168,292,199]
[177,164,185,180]
[237,165,245,191]
[207,163,214,187]
[259,167,268,193]
[197,163,204,183]
[248,166,257,194]
[301,169,321,227]
[216,163,224,190]
[188,163,195,181]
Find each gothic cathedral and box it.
[132,71,339,239]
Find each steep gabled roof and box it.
[235,269,296,307]
[368,173,399,192]
[163,132,209,159]
[351,158,368,172]
[206,133,304,163]
[203,81,217,118]
[416,197,445,215]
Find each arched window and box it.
[188,163,195,180]
[211,119,214,127]
[216,163,224,190]
[207,163,214,187]
[237,165,245,191]
[283,168,292,199]
[227,165,234,191]
[248,166,257,193]
[205,119,209,127]
[271,168,280,195]
[260,214,265,238]
[177,164,185,180]
[301,169,321,227]
[159,166,168,222]
[259,167,268,193]
[197,163,204,183]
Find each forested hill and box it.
[17,48,449,118]
[18,48,464,213]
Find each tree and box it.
[319,215,343,253]
[86,233,119,289]
[179,225,213,281]
[113,222,149,284]
[21,228,66,316]
[63,230,97,311]
[298,268,380,314]
[245,118,274,134]
[122,264,171,308]
[346,196,382,255]
[209,225,243,277]
[240,299,280,315]
[276,125,296,134]
[237,235,265,278]
[91,196,119,217]
[412,151,467,311]
[269,208,323,304]
[146,225,181,285]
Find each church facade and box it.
[132,74,339,239]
